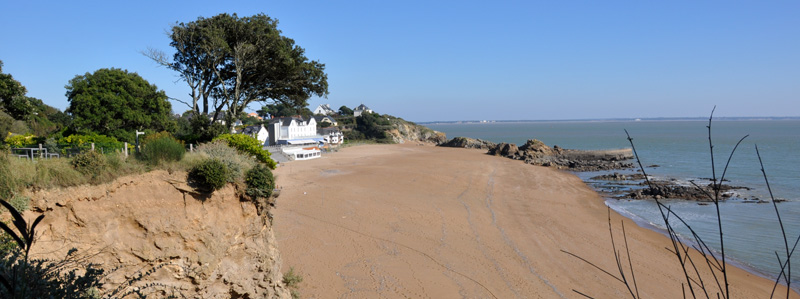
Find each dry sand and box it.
[273,143,797,298]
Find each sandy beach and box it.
[273,143,797,298]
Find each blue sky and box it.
[1,1,798,122]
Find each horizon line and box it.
[417,116,800,124]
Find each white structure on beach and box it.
[281,146,322,160]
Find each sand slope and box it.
[273,143,796,298]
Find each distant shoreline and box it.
[419,116,800,125]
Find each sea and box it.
[427,119,800,286]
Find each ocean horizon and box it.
[428,119,800,286]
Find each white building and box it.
[319,127,344,145]
[313,115,338,127]
[241,124,269,145]
[353,104,373,117]
[313,104,336,116]
[281,146,322,161]
[267,116,321,145]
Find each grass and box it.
[0,149,154,199]
[283,267,303,299]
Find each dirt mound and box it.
[23,170,290,298]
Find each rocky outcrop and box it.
[488,139,634,171]
[438,137,497,149]
[387,119,447,144]
[623,181,750,201]
[25,170,290,298]
[591,172,647,181]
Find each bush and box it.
[58,133,123,155]
[283,267,303,299]
[0,154,18,199]
[190,141,256,183]
[3,133,37,148]
[187,158,228,191]
[7,195,28,213]
[214,134,276,169]
[245,164,275,200]
[70,150,107,178]
[138,132,185,165]
[33,158,86,188]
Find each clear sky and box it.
[1,1,798,122]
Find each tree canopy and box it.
[0,60,70,137]
[65,68,176,142]
[147,13,329,129]
[0,60,30,121]
[338,105,353,116]
[258,103,312,119]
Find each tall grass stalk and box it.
[567,108,799,298]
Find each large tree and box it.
[0,60,69,136]
[147,13,328,129]
[65,68,176,142]
[0,60,30,120]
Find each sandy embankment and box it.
[273,143,796,298]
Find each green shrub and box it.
[7,195,28,213]
[58,133,123,155]
[138,132,185,165]
[283,267,303,299]
[245,164,275,200]
[0,154,17,199]
[213,134,276,169]
[192,141,256,183]
[70,150,107,178]
[188,158,228,191]
[33,158,86,189]
[4,133,37,148]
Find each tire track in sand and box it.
[284,208,498,299]
[483,162,566,298]
[455,173,522,298]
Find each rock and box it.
[386,119,447,144]
[590,172,647,181]
[622,181,748,202]
[486,139,634,172]
[438,137,497,150]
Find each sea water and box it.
[427,120,800,285]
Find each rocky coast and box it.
[440,136,634,171]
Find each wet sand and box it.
[273,143,796,298]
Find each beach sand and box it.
[273,143,797,298]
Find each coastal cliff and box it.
[386,118,447,144]
[25,170,290,298]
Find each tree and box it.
[338,105,353,116]
[355,112,389,141]
[65,68,176,142]
[147,13,329,129]
[1,60,67,137]
[0,60,29,120]
[259,103,310,118]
